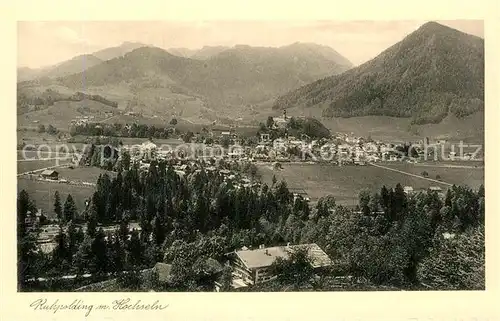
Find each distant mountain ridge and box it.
[17,42,147,81]
[166,47,198,58]
[273,22,484,125]
[166,43,352,65]
[191,46,231,60]
[92,41,146,61]
[34,43,353,108]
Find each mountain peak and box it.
[274,23,484,124]
[121,41,145,47]
[287,42,322,47]
[414,21,468,37]
[419,21,447,30]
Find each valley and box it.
[16,21,486,293]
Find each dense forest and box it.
[273,22,484,125]
[70,122,176,139]
[18,155,484,291]
[257,116,331,140]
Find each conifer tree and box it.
[54,191,62,221]
[63,194,77,223]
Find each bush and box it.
[47,124,58,135]
[117,269,142,291]
[417,226,485,290]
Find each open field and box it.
[379,162,484,189]
[17,159,71,174]
[55,167,116,183]
[17,99,120,130]
[17,178,95,218]
[257,162,483,206]
[18,129,68,146]
[18,150,76,160]
[410,160,484,167]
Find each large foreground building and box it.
[228,243,332,287]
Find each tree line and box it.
[17,159,485,291]
[17,89,118,115]
[70,122,176,139]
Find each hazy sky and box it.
[17,20,483,68]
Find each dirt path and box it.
[412,163,483,169]
[98,114,119,123]
[18,157,72,162]
[17,163,71,177]
[369,163,453,187]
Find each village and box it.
[18,111,484,291]
[14,20,486,296]
[21,113,464,280]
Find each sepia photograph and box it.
[16,20,485,293]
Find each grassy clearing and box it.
[17,178,95,218]
[17,130,67,146]
[257,163,482,206]
[56,167,116,183]
[379,162,484,189]
[17,99,119,130]
[17,159,72,174]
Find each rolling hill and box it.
[167,47,198,58]
[17,67,43,82]
[17,99,120,130]
[190,45,230,60]
[166,46,230,59]
[17,42,352,126]
[91,41,146,61]
[17,42,146,81]
[17,54,103,81]
[273,22,484,126]
[49,43,353,110]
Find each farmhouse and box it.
[403,186,414,194]
[273,117,288,129]
[141,140,158,151]
[25,209,44,227]
[229,243,332,287]
[259,133,271,143]
[300,134,310,141]
[273,138,287,150]
[40,170,59,180]
[289,188,310,202]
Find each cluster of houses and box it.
[403,185,444,197]
[33,219,143,254]
[123,140,260,191]
[251,129,474,165]
[70,115,95,126]
[252,132,405,165]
